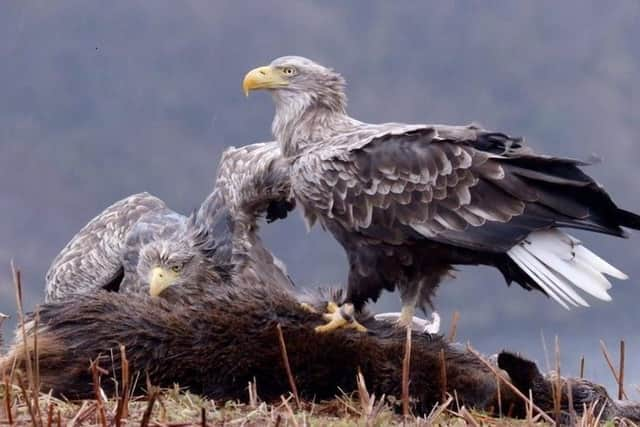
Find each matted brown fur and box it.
[2,286,500,414]
[4,287,640,421]
[498,352,640,422]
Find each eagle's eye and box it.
[282,66,297,76]
[171,265,182,273]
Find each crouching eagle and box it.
[243,56,640,332]
[45,141,292,302]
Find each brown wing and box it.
[195,141,294,290]
[293,125,636,253]
[214,141,292,218]
[45,192,168,302]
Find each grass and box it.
[1,263,638,426]
[1,331,635,426]
[0,380,630,426]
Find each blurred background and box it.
[1,1,639,394]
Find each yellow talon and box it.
[348,320,368,333]
[326,301,340,313]
[315,312,348,333]
[314,302,368,334]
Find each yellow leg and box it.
[397,303,415,328]
[314,302,367,333]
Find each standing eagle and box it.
[45,141,292,302]
[243,56,640,332]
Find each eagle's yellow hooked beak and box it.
[149,267,179,297]
[242,65,289,96]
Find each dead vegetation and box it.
[1,376,637,426]
[1,263,639,426]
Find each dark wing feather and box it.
[214,141,292,220]
[45,192,169,302]
[202,141,294,290]
[294,125,638,254]
[291,125,640,308]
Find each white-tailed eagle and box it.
[243,56,640,332]
[45,141,292,301]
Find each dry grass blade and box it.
[12,261,42,427]
[356,372,372,425]
[553,335,561,425]
[466,344,556,424]
[280,395,299,427]
[458,406,480,427]
[16,372,39,427]
[248,378,259,409]
[527,389,534,423]
[0,311,7,420]
[140,386,160,427]
[334,388,361,416]
[426,396,452,424]
[593,398,607,425]
[275,323,300,408]
[33,308,40,416]
[580,399,597,426]
[115,344,130,426]
[0,321,7,424]
[447,311,460,342]
[619,340,626,400]
[3,374,13,425]
[496,368,502,418]
[46,402,53,427]
[356,371,370,412]
[600,340,629,400]
[439,349,447,405]
[356,371,386,426]
[401,325,412,418]
[90,359,108,427]
[68,401,89,426]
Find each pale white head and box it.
[243,56,346,112]
[243,56,348,154]
[137,240,203,297]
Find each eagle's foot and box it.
[314,302,367,333]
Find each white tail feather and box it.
[574,245,628,280]
[507,229,625,309]
[509,245,584,309]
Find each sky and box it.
[1,1,640,394]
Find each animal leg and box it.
[396,278,431,329]
[398,303,416,327]
[396,284,422,328]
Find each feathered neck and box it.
[271,84,356,158]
